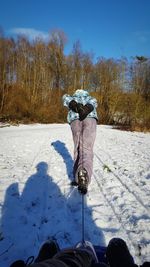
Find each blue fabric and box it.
[94,246,107,264]
[62,89,98,124]
[94,246,107,263]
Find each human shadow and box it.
[51,140,74,181]
[0,182,22,267]
[0,161,106,267]
[0,162,61,266]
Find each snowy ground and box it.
[0,123,150,267]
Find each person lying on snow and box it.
[62,89,98,195]
[10,237,150,267]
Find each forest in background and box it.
[0,29,150,131]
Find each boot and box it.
[106,238,135,267]
[10,256,34,267]
[10,241,60,267]
[78,169,88,195]
[34,240,60,262]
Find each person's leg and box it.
[77,118,97,183]
[76,240,99,263]
[54,247,93,267]
[70,119,82,180]
[30,248,93,267]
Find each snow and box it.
[0,123,150,267]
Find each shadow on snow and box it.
[51,140,74,181]
[0,161,105,267]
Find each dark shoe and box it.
[35,240,60,262]
[106,238,135,267]
[10,256,34,267]
[142,263,150,267]
[10,260,25,267]
[78,169,88,195]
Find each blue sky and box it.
[0,0,150,60]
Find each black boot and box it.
[106,238,135,267]
[35,240,60,262]
[78,169,88,195]
[10,256,34,267]
[10,241,59,267]
[10,260,26,267]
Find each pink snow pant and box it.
[70,118,97,184]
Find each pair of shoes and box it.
[10,256,34,267]
[78,169,88,195]
[106,238,135,267]
[10,241,60,266]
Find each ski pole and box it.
[81,194,85,244]
[81,120,85,245]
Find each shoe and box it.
[10,260,26,267]
[78,169,88,195]
[10,256,34,267]
[35,240,60,262]
[106,238,135,267]
[10,241,59,266]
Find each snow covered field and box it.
[0,123,150,267]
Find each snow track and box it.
[93,156,149,261]
[94,152,150,213]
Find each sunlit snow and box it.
[0,124,150,267]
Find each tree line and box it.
[0,29,150,131]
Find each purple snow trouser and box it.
[70,118,97,183]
